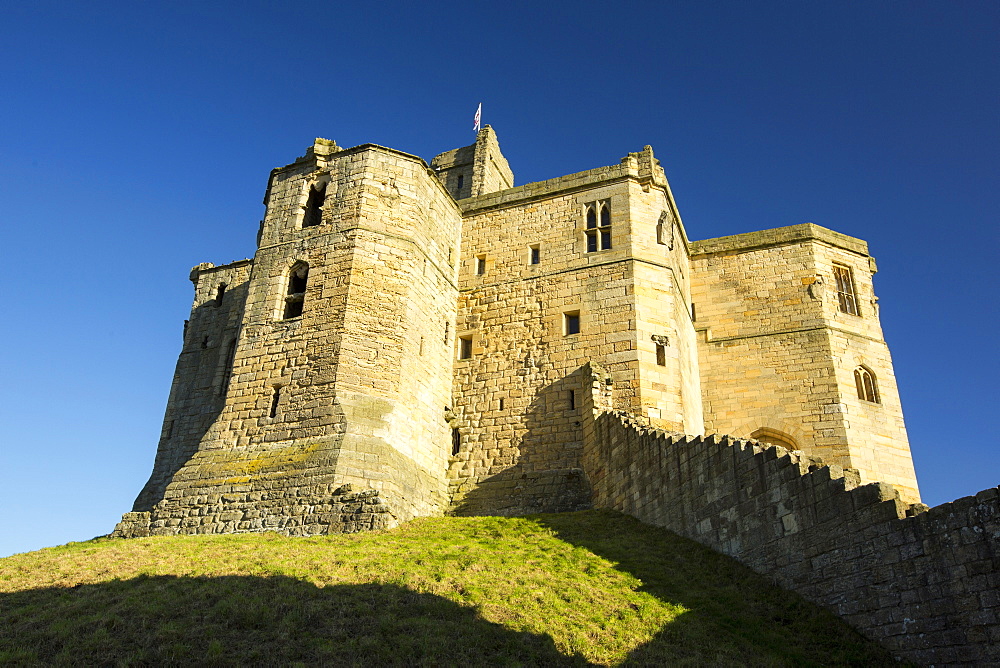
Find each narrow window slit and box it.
[269,386,282,418]
[218,339,237,396]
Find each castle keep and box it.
[117,126,918,535]
[115,129,1000,663]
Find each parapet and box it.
[691,223,870,257]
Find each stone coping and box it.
[690,223,869,257]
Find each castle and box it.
[114,129,998,662]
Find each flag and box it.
[473,103,482,133]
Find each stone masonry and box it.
[113,127,997,662]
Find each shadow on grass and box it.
[0,575,587,666]
[533,510,900,667]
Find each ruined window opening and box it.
[564,311,580,336]
[855,366,880,404]
[269,386,282,418]
[476,255,486,275]
[833,264,859,316]
[201,336,209,349]
[302,182,326,228]
[585,200,612,252]
[451,428,461,456]
[283,262,309,319]
[530,245,540,265]
[456,174,464,195]
[656,343,666,366]
[458,335,473,360]
[568,389,576,411]
[691,303,696,321]
[215,283,227,306]
[499,398,505,410]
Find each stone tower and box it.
[118,139,468,535]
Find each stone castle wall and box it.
[580,365,998,664]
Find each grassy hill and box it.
[0,510,897,666]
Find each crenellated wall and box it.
[580,362,999,664]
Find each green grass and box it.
[0,510,897,666]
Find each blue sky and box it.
[1,1,997,558]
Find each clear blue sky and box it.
[1,2,997,558]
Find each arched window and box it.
[283,262,309,319]
[302,182,326,228]
[855,365,880,403]
[750,428,798,451]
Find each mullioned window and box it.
[833,264,859,315]
[584,200,612,252]
[855,365,880,403]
